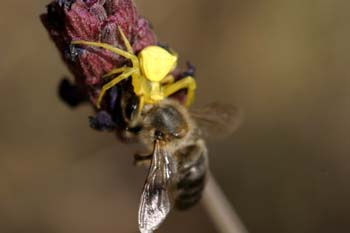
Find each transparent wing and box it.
[138,140,177,233]
[190,102,242,139]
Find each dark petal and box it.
[58,78,88,107]
[46,3,65,29]
[89,111,117,131]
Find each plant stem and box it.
[202,173,249,233]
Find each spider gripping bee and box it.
[72,27,196,117]
[72,27,240,233]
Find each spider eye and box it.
[139,46,177,82]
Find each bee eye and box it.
[121,91,139,122]
[154,130,164,140]
[125,101,138,120]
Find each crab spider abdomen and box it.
[139,46,178,82]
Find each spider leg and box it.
[118,26,134,54]
[71,40,138,64]
[96,68,137,108]
[103,66,129,78]
[161,75,175,85]
[116,26,140,69]
[163,76,197,107]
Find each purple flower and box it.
[41,0,157,105]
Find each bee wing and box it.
[138,140,177,233]
[190,102,242,139]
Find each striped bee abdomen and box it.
[175,140,208,210]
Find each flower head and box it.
[41,0,157,104]
[41,0,193,127]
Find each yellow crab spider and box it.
[71,27,196,115]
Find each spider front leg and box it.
[163,76,197,107]
[117,26,133,54]
[96,68,137,108]
[71,39,139,68]
[103,66,129,78]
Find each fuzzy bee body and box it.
[116,96,239,233]
[133,99,208,232]
[143,99,209,210]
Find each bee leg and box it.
[163,76,197,107]
[58,78,88,107]
[134,153,152,167]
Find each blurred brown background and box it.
[0,0,349,232]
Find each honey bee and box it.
[71,20,239,233]
[132,99,240,233]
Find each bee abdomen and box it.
[175,145,207,210]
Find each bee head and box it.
[152,105,188,141]
[141,101,189,144]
